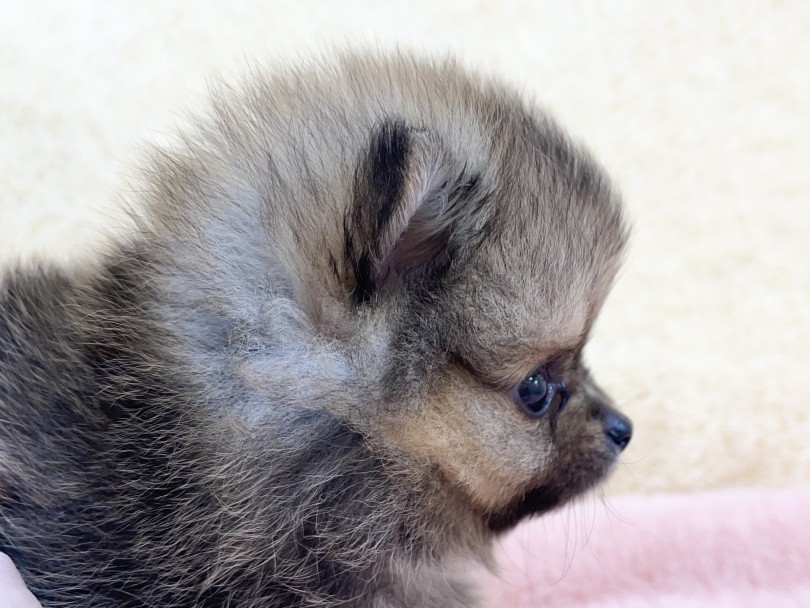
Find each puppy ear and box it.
[345,119,481,304]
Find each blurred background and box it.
[1,1,808,500]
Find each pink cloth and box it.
[487,488,810,607]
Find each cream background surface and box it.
[1,1,808,495]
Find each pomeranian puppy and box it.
[0,52,631,607]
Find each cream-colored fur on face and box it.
[391,374,547,513]
[388,359,620,519]
[1,2,808,496]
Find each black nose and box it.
[604,412,632,451]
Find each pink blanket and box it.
[487,488,810,607]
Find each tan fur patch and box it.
[387,373,551,514]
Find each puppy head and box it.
[176,55,631,535]
[331,66,630,532]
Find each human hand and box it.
[0,553,42,608]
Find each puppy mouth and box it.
[482,448,619,533]
[483,485,562,533]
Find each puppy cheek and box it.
[384,388,552,514]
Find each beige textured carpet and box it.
[2,1,808,495]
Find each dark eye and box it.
[514,369,569,417]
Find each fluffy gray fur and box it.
[0,52,631,607]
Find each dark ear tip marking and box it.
[369,119,412,233]
[344,118,413,305]
[344,118,488,306]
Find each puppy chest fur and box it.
[0,53,630,607]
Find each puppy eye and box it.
[513,369,569,418]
